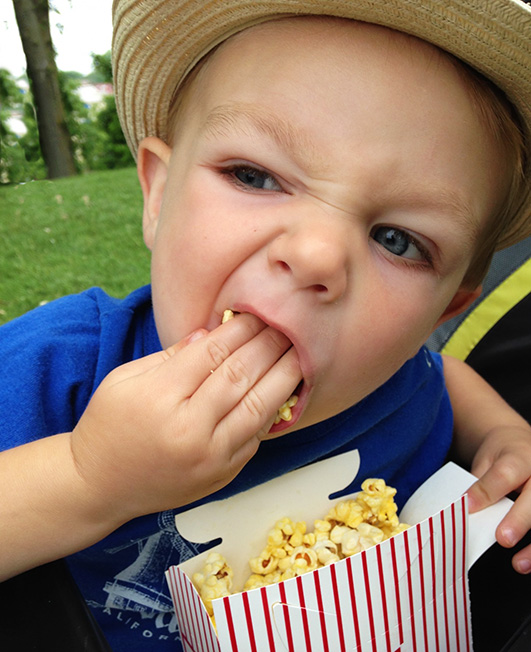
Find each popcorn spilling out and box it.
[221,309,298,425]
[193,478,408,618]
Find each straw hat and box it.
[112,0,531,246]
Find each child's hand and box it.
[466,425,531,574]
[70,313,301,523]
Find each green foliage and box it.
[0,69,46,183]
[91,51,113,84]
[84,52,134,170]
[62,70,85,83]
[57,70,100,174]
[1,50,135,183]
[0,69,20,112]
[0,167,150,325]
[19,101,46,164]
[87,94,135,170]
[0,135,46,184]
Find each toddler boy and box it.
[1,1,530,649]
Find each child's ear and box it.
[137,137,172,250]
[432,285,482,330]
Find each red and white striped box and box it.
[166,455,511,652]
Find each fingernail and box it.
[515,558,531,574]
[188,329,207,343]
[499,526,517,547]
[466,492,479,513]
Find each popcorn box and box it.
[166,452,512,651]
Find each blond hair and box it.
[450,58,529,289]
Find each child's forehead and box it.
[196,18,452,114]
[191,18,483,142]
[212,16,442,76]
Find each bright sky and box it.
[1,0,113,78]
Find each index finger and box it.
[162,313,269,394]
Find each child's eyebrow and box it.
[201,104,483,243]
[201,103,326,172]
[386,185,481,247]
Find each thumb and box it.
[466,467,507,514]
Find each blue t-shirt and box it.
[0,286,453,651]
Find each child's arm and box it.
[0,432,126,580]
[0,313,301,580]
[443,354,531,574]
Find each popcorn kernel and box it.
[222,309,235,323]
[193,478,408,616]
[274,395,298,424]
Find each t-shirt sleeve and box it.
[0,293,103,450]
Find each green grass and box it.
[0,167,151,325]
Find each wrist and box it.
[65,431,133,531]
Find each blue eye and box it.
[372,226,428,263]
[225,165,282,191]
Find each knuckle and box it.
[223,357,253,389]
[493,457,520,486]
[205,337,231,368]
[472,481,492,505]
[241,386,268,421]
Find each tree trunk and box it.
[13,0,77,178]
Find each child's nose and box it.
[268,219,349,302]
